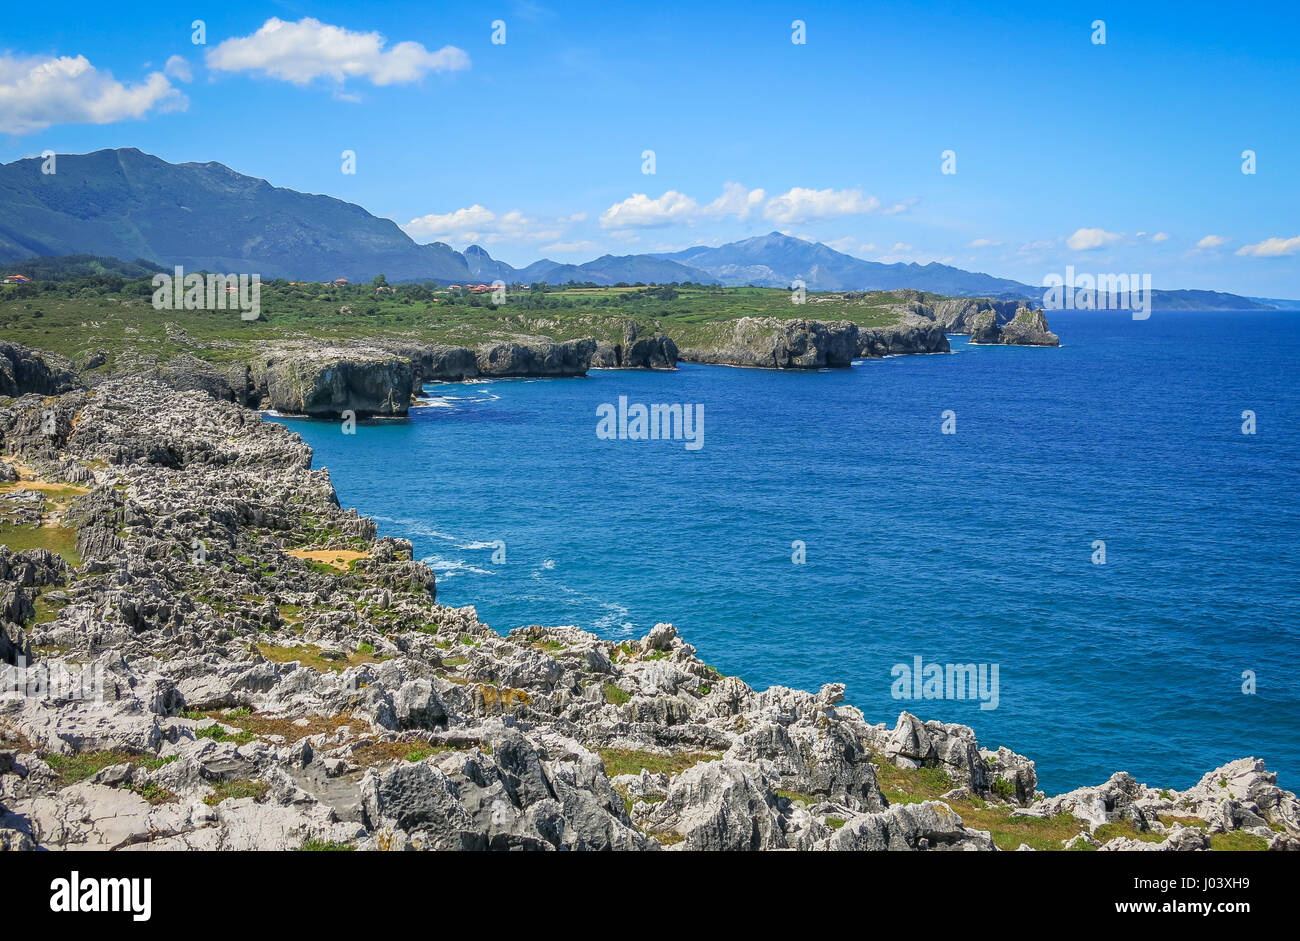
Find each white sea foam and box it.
[420,556,493,579]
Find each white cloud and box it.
[969,237,1003,248]
[599,183,763,229]
[1066,227,1123,251]
[1196,234,1230,249]
[163,56,193,83]
[0,54,186,134]
[706,182,766,220]
[763,187,908,224]
[599,190,698,228]
[1236,235,1300,257]
[1151,232,1169,242]
[206,17,469,86]
[402,205,565,245]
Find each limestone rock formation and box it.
[263,348,415,418]
[592,323,679,369]
[0,342,79,397]
[680,318,860,369]
[859,317,950,356]
[475,339,597,377]
[998,307,1060,346]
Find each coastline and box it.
[2,346,1297,850]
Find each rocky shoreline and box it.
[46,293,1059,420]
[0,349,1295,852]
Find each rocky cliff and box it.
[859,317,951,356]
[922,297,1059,347]
[475,338,597,378]
[379,339,600,384]
[928,298,1024,333]
[680,318,861,369]
[261,348,415,418]
[0,342,78,398]
[1,379,1293,852]
[997,307,1061,346]
[592,323,679,370]
[968,307,1060,347]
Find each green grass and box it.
[598,748,721,777]
[300,838,355,851]
[256,643,380,672]
[777,788,819,805]
[0,522,81,565]
[602,683,631,706]
[0,279,938,371]
[194,724,257,745]
[137,754,180,771]
[42,750,133,785]
[1209,831,1270,851]
[131,781,178,805]
[31,593,66,625]
[204,778,269,806]
[868,755,1258,851]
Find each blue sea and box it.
[269,309,1300,794]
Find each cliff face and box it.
[385,344,479,384]
[998,307,1061,346]
[929,298,1024,333]
[380,339,598,384]
[969,310,1000,344]
[475,338,597,377]
[0,342,78,397]
[968,307,1060,347]
[0,378,1295,853]
[680,317,861,369]
[924,298,1059,347]
[859,318,951,356]
[592,323,679,369]
[263,349,415,418]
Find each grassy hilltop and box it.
[0,258,942,372]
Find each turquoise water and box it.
[269,309,1300,793]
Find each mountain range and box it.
[0,148,1292,307]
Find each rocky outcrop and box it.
[475,338,596,377]
[592,324,678,370]
[929,298,1024,333]
[379,343,480,384]
[0,342,79,398]
[262,348,415,418]
[0,378,1290,853]
[967,306,1059,347]
[969,310,1000,344]
[859,317,950,356]
[998,307,1060,346]
[680,318,860,369]
[925,298,1060,347]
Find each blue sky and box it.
[2,0,1298,295]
